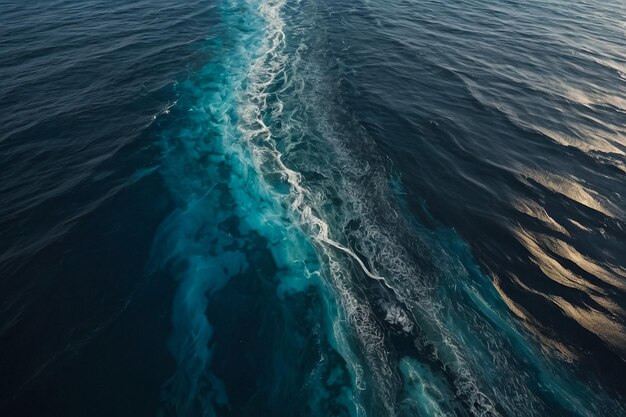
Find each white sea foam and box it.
[231,1,509,415]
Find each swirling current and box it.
[1,0,625,416]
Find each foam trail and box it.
[235,1,502,414]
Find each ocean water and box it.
[1,0,625,416]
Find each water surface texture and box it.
[1,0,625,416]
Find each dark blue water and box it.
[1,0,625,416]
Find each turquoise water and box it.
[1,0,625,416]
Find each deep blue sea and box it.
[1,0,625,416]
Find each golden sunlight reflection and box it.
[519,170,620,218]
[511,227,626,355]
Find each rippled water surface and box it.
[1,0,625,416]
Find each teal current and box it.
[152,1,360,415]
